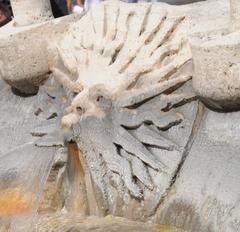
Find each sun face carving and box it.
[52,1,192,123]
[51,1,196,208]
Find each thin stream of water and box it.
[0,144,55,232]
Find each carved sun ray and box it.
[49,1,196,203]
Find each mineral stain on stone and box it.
[0,188,32,217]
[154,224,184,232]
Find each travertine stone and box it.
[1,1,240,232]
[50,1,197,219]
[230,0,240,32]
[156,108,240,232]
[190,32,240,111]
[190,0,240,112]
[0,14,82,94]
[56,2,193,129]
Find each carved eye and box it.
[96,96,103,102]
[76,106,82,112]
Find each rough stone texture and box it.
[10,0,53,26]
[171,0,229,35]
[0,77,67,231]
[188,0,240,112]
[190,32,240,111]
[155,109,240,232]
[230,0,240,32]
[0,13,82,94]
[35,214,184,232]
[0,1,240,232]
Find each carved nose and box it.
[61,113,80,129]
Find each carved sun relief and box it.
[49,1,198,216]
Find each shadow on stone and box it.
[11,86,39,98]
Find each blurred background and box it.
[0,0,205,27]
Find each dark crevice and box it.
[159,59,191,84]
[111,49,121,64]
[31,132,47,137]
[11,86,39,97]
[111,11,134,65]
[114,143,122,156]
[34,108,43,116]
[146,15,167,46]
[47,112,58,120]
[158,0,206,5]
[47,93,56,99]
[150,16,185,57]
[144,143,175,151]
[198,96,240,113]
[161,95,197,112]
[123,80,189,109]
[158,118,183,131]
[139,5,152,36]
[162,79,190,95]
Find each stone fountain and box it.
[0,0,239,231]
